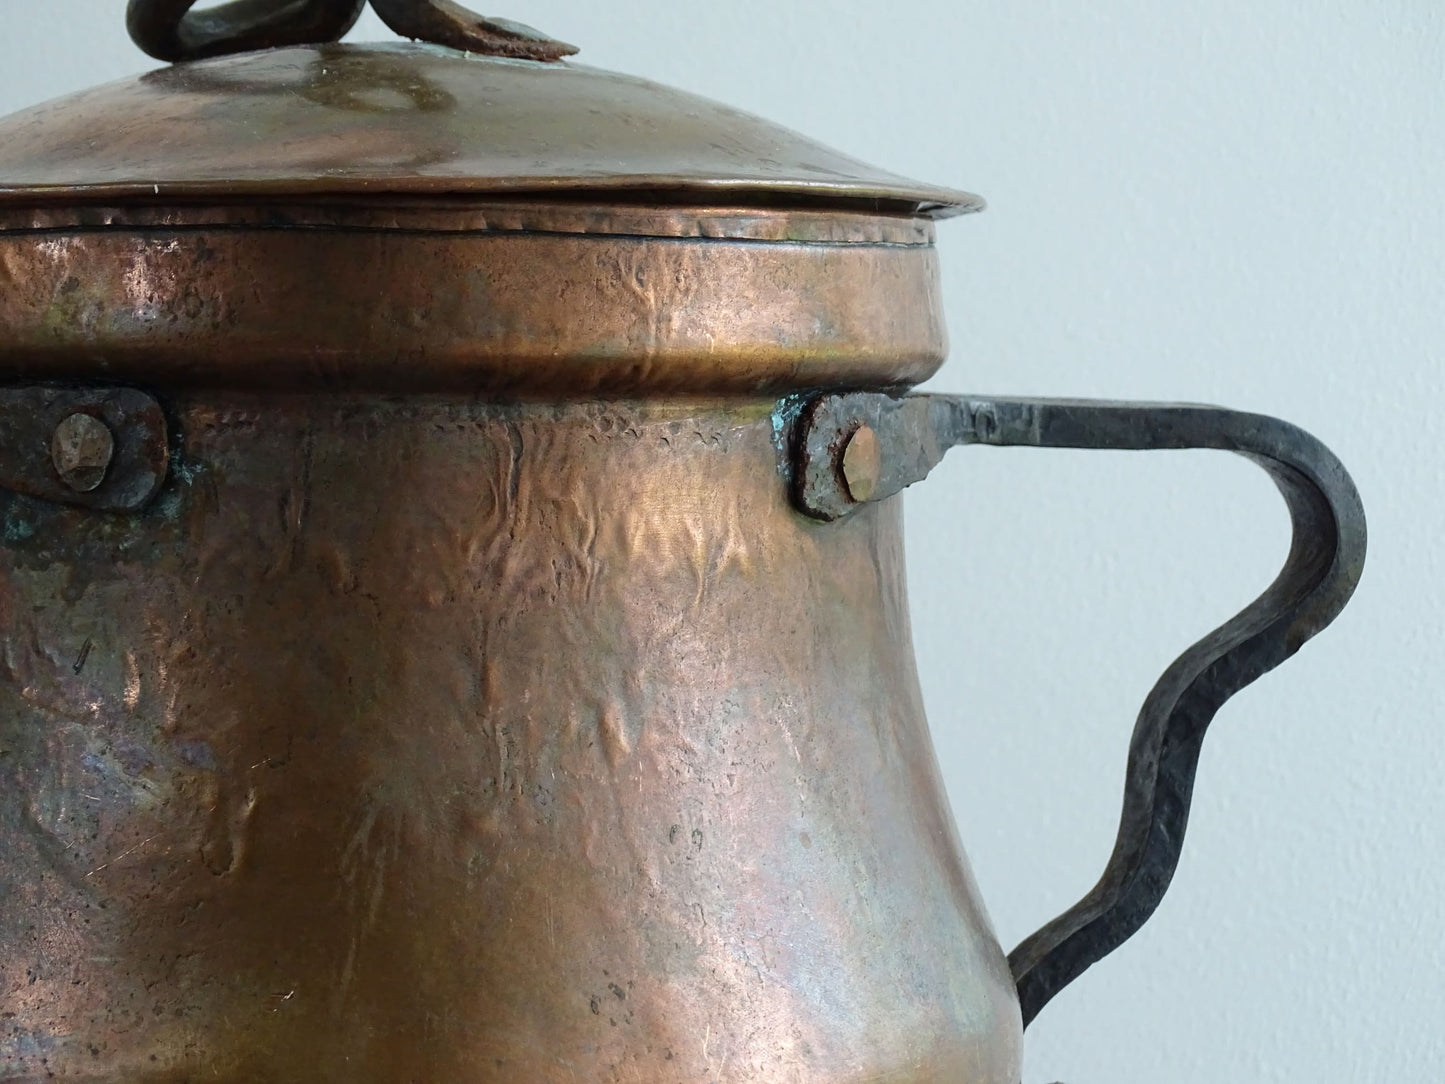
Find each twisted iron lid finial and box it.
[126,0,578,63]
[4,8,980,218]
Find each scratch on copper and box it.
[123,651,141,709]
[86,832,161,877]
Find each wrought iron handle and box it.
[792,391,1367,1028]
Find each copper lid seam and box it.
[0,202,938,245]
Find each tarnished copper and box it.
[0,14,1366,1083]
[0,201,946,393]
[0,395,1022,1081]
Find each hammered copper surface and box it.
[0,204,945,392]
[0,395,1022,1082]
[0,43,983,216]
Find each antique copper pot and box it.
[0,4,1365,1081]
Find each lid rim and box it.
[0,200,940,245]
[0,177,985,219]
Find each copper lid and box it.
[0,23,975,393]
[0,42,981,219]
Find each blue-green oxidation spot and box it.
[3,505,37,544]
[150,454,204,521]
[170,455,205,486]
[152,488,184,522]
[770,393,808,476]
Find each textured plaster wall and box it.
[1,3,1438,1081]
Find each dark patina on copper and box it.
[0,6,1364,1082]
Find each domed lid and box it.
[0,4,973,395]
[0,10,982,218]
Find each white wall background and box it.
[1,3,1438,1081]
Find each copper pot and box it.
[0,4,1365,1081]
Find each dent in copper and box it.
[0,396,1022,1081]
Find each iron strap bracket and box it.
[0,386,169,512]
[791,390,1367,1028]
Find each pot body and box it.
[0,393,1021,1082]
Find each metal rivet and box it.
[841,424,881,503]
[51,413,115,493]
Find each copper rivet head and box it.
[51,412,115,493]
[841,424,882,503]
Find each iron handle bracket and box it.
[0,385,169,512]
[791,390,1367,1028]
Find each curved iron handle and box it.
[792,392,1367,1028]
